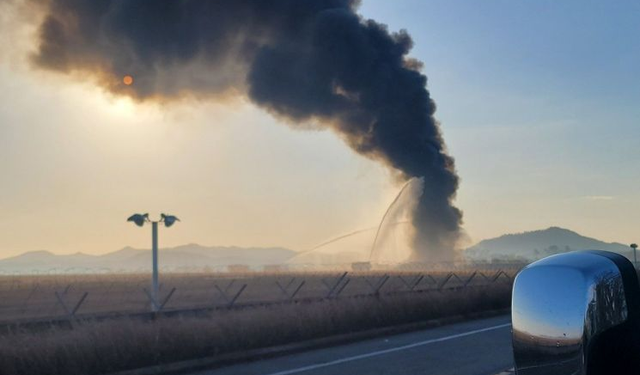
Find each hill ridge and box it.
[0,244,297,273]
[466,226,631,261]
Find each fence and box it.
[0,269,517,327]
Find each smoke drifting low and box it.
[33,0,462,262]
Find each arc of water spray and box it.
[369,180,414,262]
[308,228,375,252]
[289,221,409,261]
[288,229,374,261]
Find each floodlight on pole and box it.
[127,213,180,312]
[127,213,149,227]
[161,213,180,228]
[631,243,638,269]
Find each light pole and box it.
[127,213,180,312]
[631,243,638,269]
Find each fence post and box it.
[333,278,350,297]
[426,275,438,285]
[374,275,390,295]
[213,283,247,307]
[224,279,236,294]
[397,275,424,291]
[437,273,454,291]
[451,273,464,285]
[52,284,73,312]
[213,284,229,304]
[276,279,305,301]
[227,284,247,307]
[275,280,289,298]
[325,272,349,298]
[284,278,296,290]
[479,272,492,283]
[491,270,504,282]
[463,271,477,288]
[398,275,412,290]
[289,280,305,301]
[54,291,88,320]
[158,288,177,311]
[365,274,389,295]
[411,275,424,291]
[143,288,159,311]
[71,292,89,316]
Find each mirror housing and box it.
[512,250,640,375]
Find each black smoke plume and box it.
[32,0,462,262]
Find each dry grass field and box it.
[0,270,516,375]
[0,269,515,322]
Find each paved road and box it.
[192,315,514,375]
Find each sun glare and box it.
[109,97,136,117]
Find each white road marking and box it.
[261,323,512,375]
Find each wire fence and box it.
[0,269,518,324]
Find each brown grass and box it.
[0,284,511,375]
[0,270,514,321]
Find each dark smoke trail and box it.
[32,0,462,262]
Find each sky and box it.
[0,0,639,257]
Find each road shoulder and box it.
[108,309,509,375]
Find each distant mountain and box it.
[0,244,297,273]
[465,227,632,261]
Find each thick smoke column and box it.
[32,0,462,262]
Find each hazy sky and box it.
[0,0,639,257]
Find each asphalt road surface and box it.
[192,315,513,375]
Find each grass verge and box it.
[0,285,511,375]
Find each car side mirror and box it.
[512,250,640,375]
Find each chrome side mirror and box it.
[512,250,640,375]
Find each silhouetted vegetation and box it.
[0,284,511,375]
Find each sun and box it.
[123,75,134,85]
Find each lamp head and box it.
[161,213,180,227]
[127,213,149,227]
